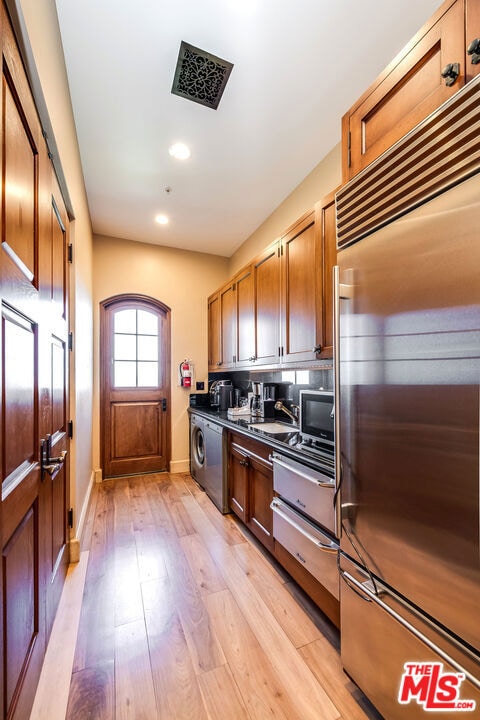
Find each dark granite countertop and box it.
[188,406,334,476]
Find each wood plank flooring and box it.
[31,472,383,720]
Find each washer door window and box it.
[193,425,205,467]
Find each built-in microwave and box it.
[299,389,334,451]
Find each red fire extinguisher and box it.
[179,359,192,387]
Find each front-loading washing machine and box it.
[189,413,206,487]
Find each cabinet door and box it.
[220,282,236,369]
[228,442,249,522]
[281,211,321,363]
[466,0,480,82]
[248,453,274,552]
[253,243,281,365]
[208,292,222,370]
[343,0,465,181]
[236,266,255,366]
[316,190,338,358]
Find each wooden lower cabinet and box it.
[227,431,340,627]
[228,432,274,551]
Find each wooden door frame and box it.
[99,293,171,477]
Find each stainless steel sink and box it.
[247,421,298,435]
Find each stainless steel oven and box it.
[270,451,339,600]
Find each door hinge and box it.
[162,398,167,411]
[68,243,73,263]
[68,332,73,351]
[68,420,73,438]
[67,507,74,529]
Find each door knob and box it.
[441,62,460,86]
[467,38,480,64]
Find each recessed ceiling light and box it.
[169,142,191,160]
[155,214,169,225]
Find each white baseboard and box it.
[169,459,190,474]
[69,469,95,563]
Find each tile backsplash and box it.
[208,364,333,406]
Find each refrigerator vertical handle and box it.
[333,265,341,538]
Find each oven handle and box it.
[340,568,480,692]
[270,499,338,553]
[269,454,335,488]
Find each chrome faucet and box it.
[274,401,299,425]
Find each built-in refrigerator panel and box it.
[340,554,480,719]
[335,72,480,719]
[338,172,480,652]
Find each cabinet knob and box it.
[216,361,222,367]
[248,355,256,362]
[239,457,249,467]
[467,38,480,65]
[441,62,460,87]
[312,344,322,354]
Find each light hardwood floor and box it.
[30,472,383,720]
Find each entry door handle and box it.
[40,435,67,479]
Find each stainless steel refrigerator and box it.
[335,75,480,718]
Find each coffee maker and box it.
[250,382,277,418]
[209,380,232,410]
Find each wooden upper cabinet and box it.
[208,282,237,370]
[280,211,322,364]
[220,282,236,369]
[253,243,281,366]
[342,0,467,182]
[207,203,337,370]
[316,189,338,358]
[236,265,255,365]
[207,292,221,370]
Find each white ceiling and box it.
[55,0,441,257]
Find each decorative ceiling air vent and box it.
[171,41,233,110]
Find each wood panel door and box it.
[43,178,70,638]
[101,295,171,478]
[0,5,70,717]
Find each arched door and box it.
[100,294,171,477]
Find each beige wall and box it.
[17,0,341,520]
[92,235,229,473]
[229,143,341,276]
[19,0,95,540]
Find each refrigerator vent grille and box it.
[171,41,233,110]
[336,75,480,249]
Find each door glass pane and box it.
[114,308,137,334]
[114,333,137,360]
[114,361,137,387]
[112,306,160,388]
[137,335,158,361]
[138,361,158,387]
[137,310,158,335]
